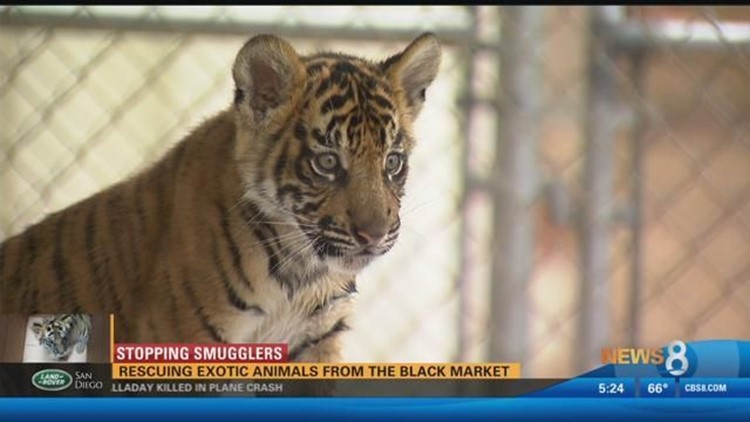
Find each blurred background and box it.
[1,6,748,377]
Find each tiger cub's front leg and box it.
[281,289,354,397]
[282,334,344,397]
[291,339,343,397]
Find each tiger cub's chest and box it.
[221,275,356,352]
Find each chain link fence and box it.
[522,6,750,375]
[614,5,750,354]
[1,6,748,377]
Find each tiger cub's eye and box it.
[385,153,404,176]
[312,152,339,176]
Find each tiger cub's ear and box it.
[31,322,44,339]
[232,34,306,129]
[382,32,442,117]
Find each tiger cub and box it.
[31,314,92,361]
[0,33,441,363]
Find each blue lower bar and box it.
[2,398,750,421]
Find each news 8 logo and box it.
[665,341,688,376]
[659,340,695,378]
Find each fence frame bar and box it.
[488,6,544,367]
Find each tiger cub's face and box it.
[232,34,441,274]
[32,317,72,359]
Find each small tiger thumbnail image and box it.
[0,314,109,363]
[25,314,92,363]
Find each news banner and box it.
[3,329,750,399]
[4,317,750,420]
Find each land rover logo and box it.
[31,369,73,391]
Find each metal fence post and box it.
[455,5,480,363]
[628,50,647,348]
[576,6,623,372]
[488,6,544,368]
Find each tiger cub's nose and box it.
[352,223,387,247]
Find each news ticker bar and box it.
[14,376,750,398]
